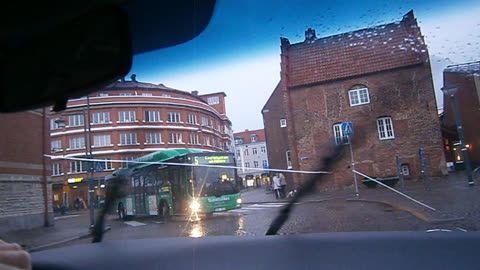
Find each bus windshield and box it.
[193,167,237,197]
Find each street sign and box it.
[94,161,105,172]
[342,122,354,136]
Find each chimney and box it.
[304,28,317,43]
[191,90,199,96]
[130,74,137,82]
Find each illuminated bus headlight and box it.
[236,198,242,204]
[190,200,201,212]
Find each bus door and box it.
[170,166,188,214]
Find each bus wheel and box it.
[118,203,126,220]
[159,202,170,221]
[204,212,213,218]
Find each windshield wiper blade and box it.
[92,174,128,243]
[265,142,344,236]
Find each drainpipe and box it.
[42,107,51,226]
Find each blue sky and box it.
[129,0,480,132]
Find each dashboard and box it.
[32,231,480,270]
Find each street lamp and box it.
[442,85,474,186]
[54,96,96,227]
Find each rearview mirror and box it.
[1,6,132,112]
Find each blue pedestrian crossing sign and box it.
[94,161,105,172]
[342,122,354,136]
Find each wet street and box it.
[53,198,452,249]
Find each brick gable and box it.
[287,10,428,88]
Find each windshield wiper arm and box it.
[265,143,344,236]
[92,174,128,243]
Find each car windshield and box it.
[1,0,480,252]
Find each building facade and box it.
[0,109,53,234]
[263,10,447,190]
[234,129,269,184]
[48,75,234,208]
[441,61,480,167]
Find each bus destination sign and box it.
[194,155,233,165]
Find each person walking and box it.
[279,173,287,198]
[272,174,282,199]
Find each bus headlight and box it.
[236,198,242,204]
[190,200,201,212]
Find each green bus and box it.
[112,149,242,220]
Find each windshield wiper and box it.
[265,142,344,235]
[91,174,128,243]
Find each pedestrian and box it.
[74,197,80,211]
[279,173,287,198]
[272,174,282,199]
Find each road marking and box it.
[54,215,80,220]
[228,209,250,213]
[124,221,147,227]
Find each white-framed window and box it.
[69,137,85,149]
[253,161,259,168]
[121,156,136,168]
[261,146,266,153]
[120,93,132,96]
[188,114,198,124]
[50,119,62,130]
[170,133,182,144]
[142,92,153,96]
[145,111,161,122]
[244,149,249,156]
[245,162,250,168]
[51,140,62,153]
[236,149,241,157]
[162,94,171,97]
[252,148,258,154]
[93,135,111,147]
[212,137,217,147]
[97,158,113,171]
[92,112,110,124]
[51,163,63,176]
[280,118,287,128]
[210,119,215,128]
[333,123,350,145]
[70,160,86,173]
[69,115,84,127]
[349,88,370,106]
[119,111,136,122]
[377,117,395,140]
[97,93,109,97]
[251,135,258,142]
[262,160,268,168]
[146,132,162,144]
[201,116,209,126]
[120,133,137,145]
[204,136,211,146]
[189,134,200,145]
[235,138,244,145]
[401,164,410,176]
[207,96,220,105]
[286,150,292,169]
[167,112,181,123]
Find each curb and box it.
[28,226,112,252]
[28,232,91,253]
[346,199,464,224]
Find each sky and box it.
[129,0,480,132]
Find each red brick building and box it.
[49,75,234,208]
[0,109,53,233]
[441,61,480,167]
[262,10,446,190]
